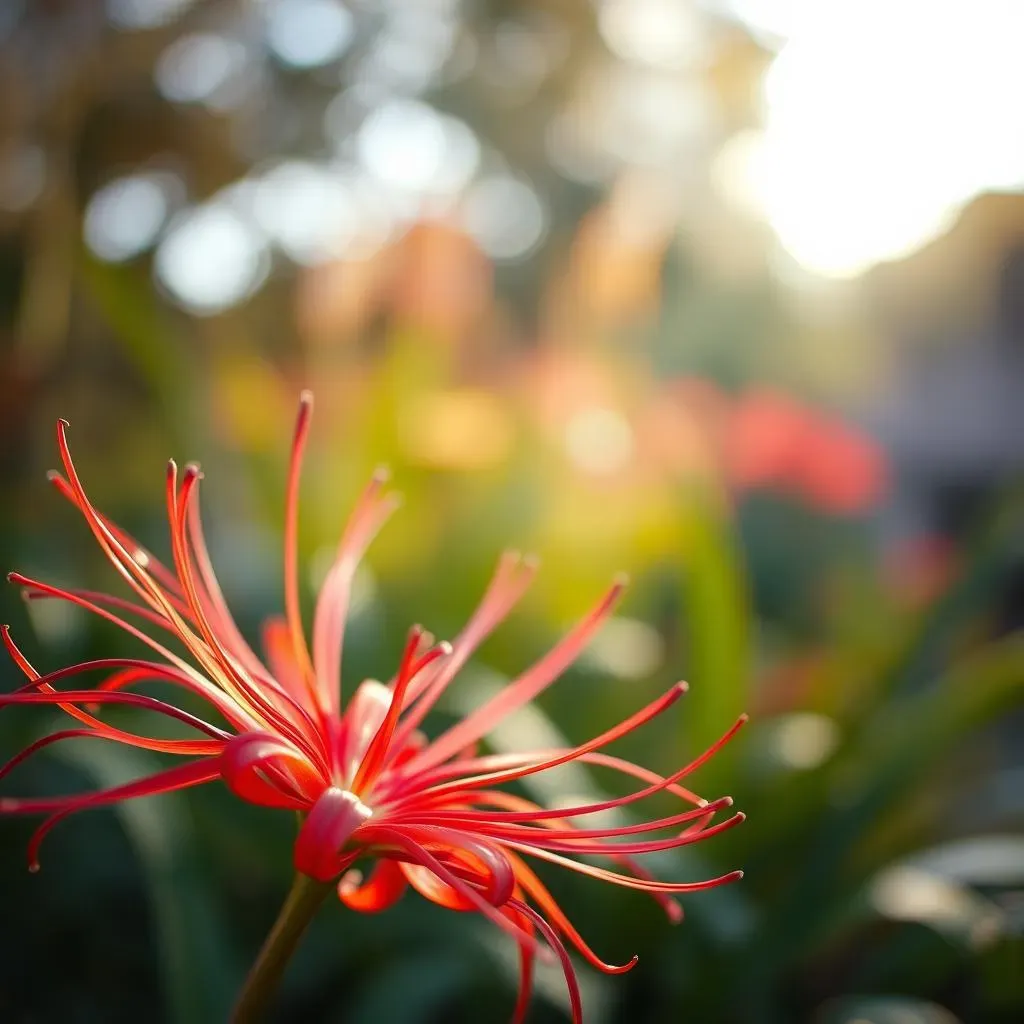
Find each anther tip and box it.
[294,393,314,433]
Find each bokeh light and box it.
[265,0,355,69]
[155,33,249,106]
[155,203,269,313]
[737,0,1024,276]
[84,173,178,263]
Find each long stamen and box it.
[54,423,217,666]
[1,627,233,741]
[14,759,223,870]
[311,469,400,718]
[389,794,733,833]
[351,629,451,795]
[506,898,583,1024]
[508,852,637,976]
[186,490,271,683]
[388,552,537,755]
[504,901,535,1024]
[402,577,626,775]
[48,471,191,613]
[169,464,325,763]
[0,729,223,782]
[470,811,746,856]
[394,682,688,806]
[0,689,236,737]
[505,843,744,894]
[20,584,185,635]
[5,580,254,730]
[283,392,320,707]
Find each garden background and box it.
[1,2,1022,1022]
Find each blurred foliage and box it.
[1,2,1023,1024]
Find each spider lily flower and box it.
[1,394,745,1023]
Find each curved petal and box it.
[220,733,326,810]
[395,829,515,912]
[2,758,223,871]
[293,786,372,882]
[507,898,583,1024]
[503,900,536,1024]
[338,859,407,913]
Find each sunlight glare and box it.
[727,0,1024,277]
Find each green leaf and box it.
[814,995,962,1024]
[54,741,238,1024]
[877,484,1024,701]
[676,496,751,783]
[839,632,1024,836]
[345,954,472,1024]
[78,252,199,448]
[754,633,1024,972]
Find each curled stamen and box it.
[508,898,584,1024]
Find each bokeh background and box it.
[1,1,1023,1022]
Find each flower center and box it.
[294,786,373,882]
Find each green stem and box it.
[231,873,332,1024]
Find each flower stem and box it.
[231,873,332,1024]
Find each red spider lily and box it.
[1,394,744,1022]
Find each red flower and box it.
[723,389,887,515]
[1,394,744,1022]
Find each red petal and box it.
[293,785,372,882]
[221,733,326,810]
[337,859,407,913]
